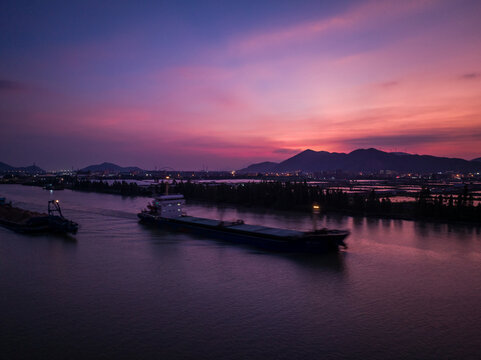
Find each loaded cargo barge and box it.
[0,198,78,234]
[138,195,349,253]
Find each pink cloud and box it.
[5,0,481,168]
[231,0,439,55]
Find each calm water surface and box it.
[1,184,481,359]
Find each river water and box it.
[1,184,481,359]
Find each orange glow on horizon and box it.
[1,0,481,169]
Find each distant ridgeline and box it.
[78,162,144,174]
[238,148,481,174]
[65,180,481,223]
[0,161,45,174]
[3,149,480,175]
[0,161,145,175]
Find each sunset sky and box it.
[1,0,481,170]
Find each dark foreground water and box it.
[1,184,481,360]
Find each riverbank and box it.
[2,179,480,225]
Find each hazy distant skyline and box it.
[1,0,481,170]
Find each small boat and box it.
[138,194,349,253]
[0,199,78,234]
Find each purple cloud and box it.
[273,148,302,154]
[460,72,480,80]
[0,79,26,92]
[340,129,481,147]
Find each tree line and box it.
[68,180,481,223]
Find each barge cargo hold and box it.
[0,199,78,235]
[138,195,349,253]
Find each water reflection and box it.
[140,219,346,275]
[393,219,404,231]
[413,221,480,239]
[366,217,381,231]
[352,216,364,230]
[322,213,348,227]
[282,251,346,274]
[3,184,481,360]
[381,218,391,229]
[4,229,78,244]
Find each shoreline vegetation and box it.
[6,179,480,224]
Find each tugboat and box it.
[0,199,78,234]
[138,194,349,253]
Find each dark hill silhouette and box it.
[275,149,346,172]
[472,157,481,163]
[80,162,144,173]
[0,162,45,174]
[0,162,14,172]
[238,161,278,173]
[18,165,45,173]
[239,148,481,173]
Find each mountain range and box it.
[239,148,481,173]
[0,161,45,174]
[79,162,144,173]
[2,150,481,175]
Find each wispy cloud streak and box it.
[232,0,439,54]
